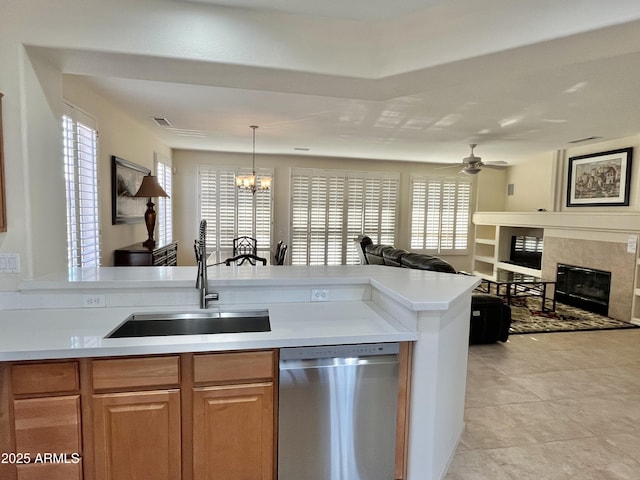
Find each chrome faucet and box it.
[195,220,219,309]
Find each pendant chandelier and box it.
[236,125,272,193]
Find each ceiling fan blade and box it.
[435,164,463,170]
[483,163,508,170]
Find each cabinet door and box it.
[13,395,81,456]
[193,382,274,480]
[92,390,181,480]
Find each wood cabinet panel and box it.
[92,356,180,391]
[13,395,81,455]
[193,350,274,384]
[0,92,6,232]
[192,382,274,480]
[11,362,79,395]
[92,389,181,480]
[16,461,82,480]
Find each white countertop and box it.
[0,301,415,361]
[0,265,479,361]
[18,265,479,311]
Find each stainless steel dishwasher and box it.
[278,343,400,480]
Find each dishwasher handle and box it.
[279,354,399,371]
[280,342,400,361]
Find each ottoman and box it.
[469,294,511,344]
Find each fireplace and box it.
[555,264,611,316]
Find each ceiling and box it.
[45,0,640,165]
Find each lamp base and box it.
[143,200,157,250]
[142,238,156,249]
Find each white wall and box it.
[503,152,555,212]
[494,134,640,213]
[63,75,172,266]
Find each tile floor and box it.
[444,328,640,479]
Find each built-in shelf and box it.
[495,261,542,277]
[475,238,496,245]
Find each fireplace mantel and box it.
[473,211,640,233]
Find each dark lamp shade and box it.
[134,175,169,198]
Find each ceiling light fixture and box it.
[236,125,271,193]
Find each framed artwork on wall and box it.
[111,156,150,224]
[566,147,633,207]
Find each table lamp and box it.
[134,175,169,248]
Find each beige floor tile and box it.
[463,405,538,449]
[444,329,640,479]
[443,450,515,480]
[499,400,593,443]
[464,374,542,407]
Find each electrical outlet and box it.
[83,294,106,308]
[0,254,20,273]
[311,289,329,302]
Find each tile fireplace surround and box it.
[473,212,640,323]
[542,237,633,321]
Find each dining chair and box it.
[224,253,267,266]
[233,236,257,256]
[274,242,288,265]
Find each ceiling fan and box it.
[443,144,508,175]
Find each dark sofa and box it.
[354,235,511,343]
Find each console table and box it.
[114,241,178,266]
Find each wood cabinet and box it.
[0,361,83,480]
[67,350,273,480]
[191,351,276,480]
[92,390,181,480]
[113,241,178,266]
[90,355,182,480]
[193,383,274,480]
[0,92,6,232]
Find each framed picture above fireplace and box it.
[567,147,633,207]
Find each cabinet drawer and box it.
[92,356,180,390]
[11,362,79,395]
[194,351,275,384]
[17,460,82,480]
[13,395,81,455]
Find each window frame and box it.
[63,102,101,268]
[409,175,472,255]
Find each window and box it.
[63,103,100,267]
[410,176,472,254]
[291,168,399,265]
[155,153,173,245]
[199,165,272,262]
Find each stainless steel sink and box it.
[106,309,270,338]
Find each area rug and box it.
[508,296,639,335]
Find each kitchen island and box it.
[0,265,479,480]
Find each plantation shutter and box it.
[198,166,273,263]
[155,153,173,245]
[63,104,100,267]
[410,176,471,254]
[291,168,399,265]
